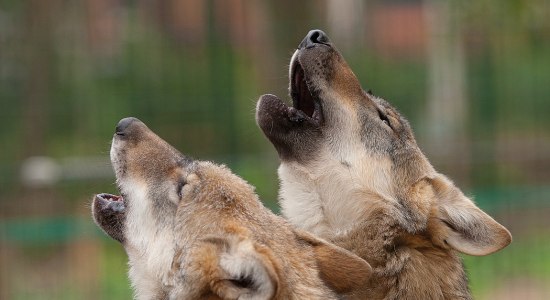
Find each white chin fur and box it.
[278,145,394,238]
[120,179,175,299]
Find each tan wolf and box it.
[256,30,512,299]
[91,117,372,300]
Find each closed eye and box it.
[377,109,391,129]
[176,180,187,198]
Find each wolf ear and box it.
[294,229,372,294]
[203,236,278,300]
[427,176,512,256]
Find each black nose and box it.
[115,117,138,136]
[298,29,330,49]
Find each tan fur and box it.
[92,117,372,299]
[256,30,512,299]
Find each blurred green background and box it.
[1,0,549,299]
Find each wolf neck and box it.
[278,152,395,238]
[278,163,471,299]
[123,183,176,299]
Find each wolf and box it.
[256,30,512,299]
[91,117,372,300]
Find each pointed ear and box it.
[428,176,512,256]
[203,235,278,300]
[294,229,372,294]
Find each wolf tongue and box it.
[99,193,122,202]
[289,107,307,123]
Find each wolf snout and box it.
[298,29,331,49]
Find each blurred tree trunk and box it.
[425,0,471,186]
[21,0,59,158]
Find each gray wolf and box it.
[256,30,511,299]
[91,117,372,299]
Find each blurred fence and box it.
[1,0,550,299]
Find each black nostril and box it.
[115,117,137,136]
[309,30,329,44]
[298,29,331,49]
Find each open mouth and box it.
[95,193,125,212]
[290,60,323,125]
[92,193,126,243]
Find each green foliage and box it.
[465,234,550,299]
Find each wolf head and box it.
[92,117,372,299]
[256,30,511,256]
